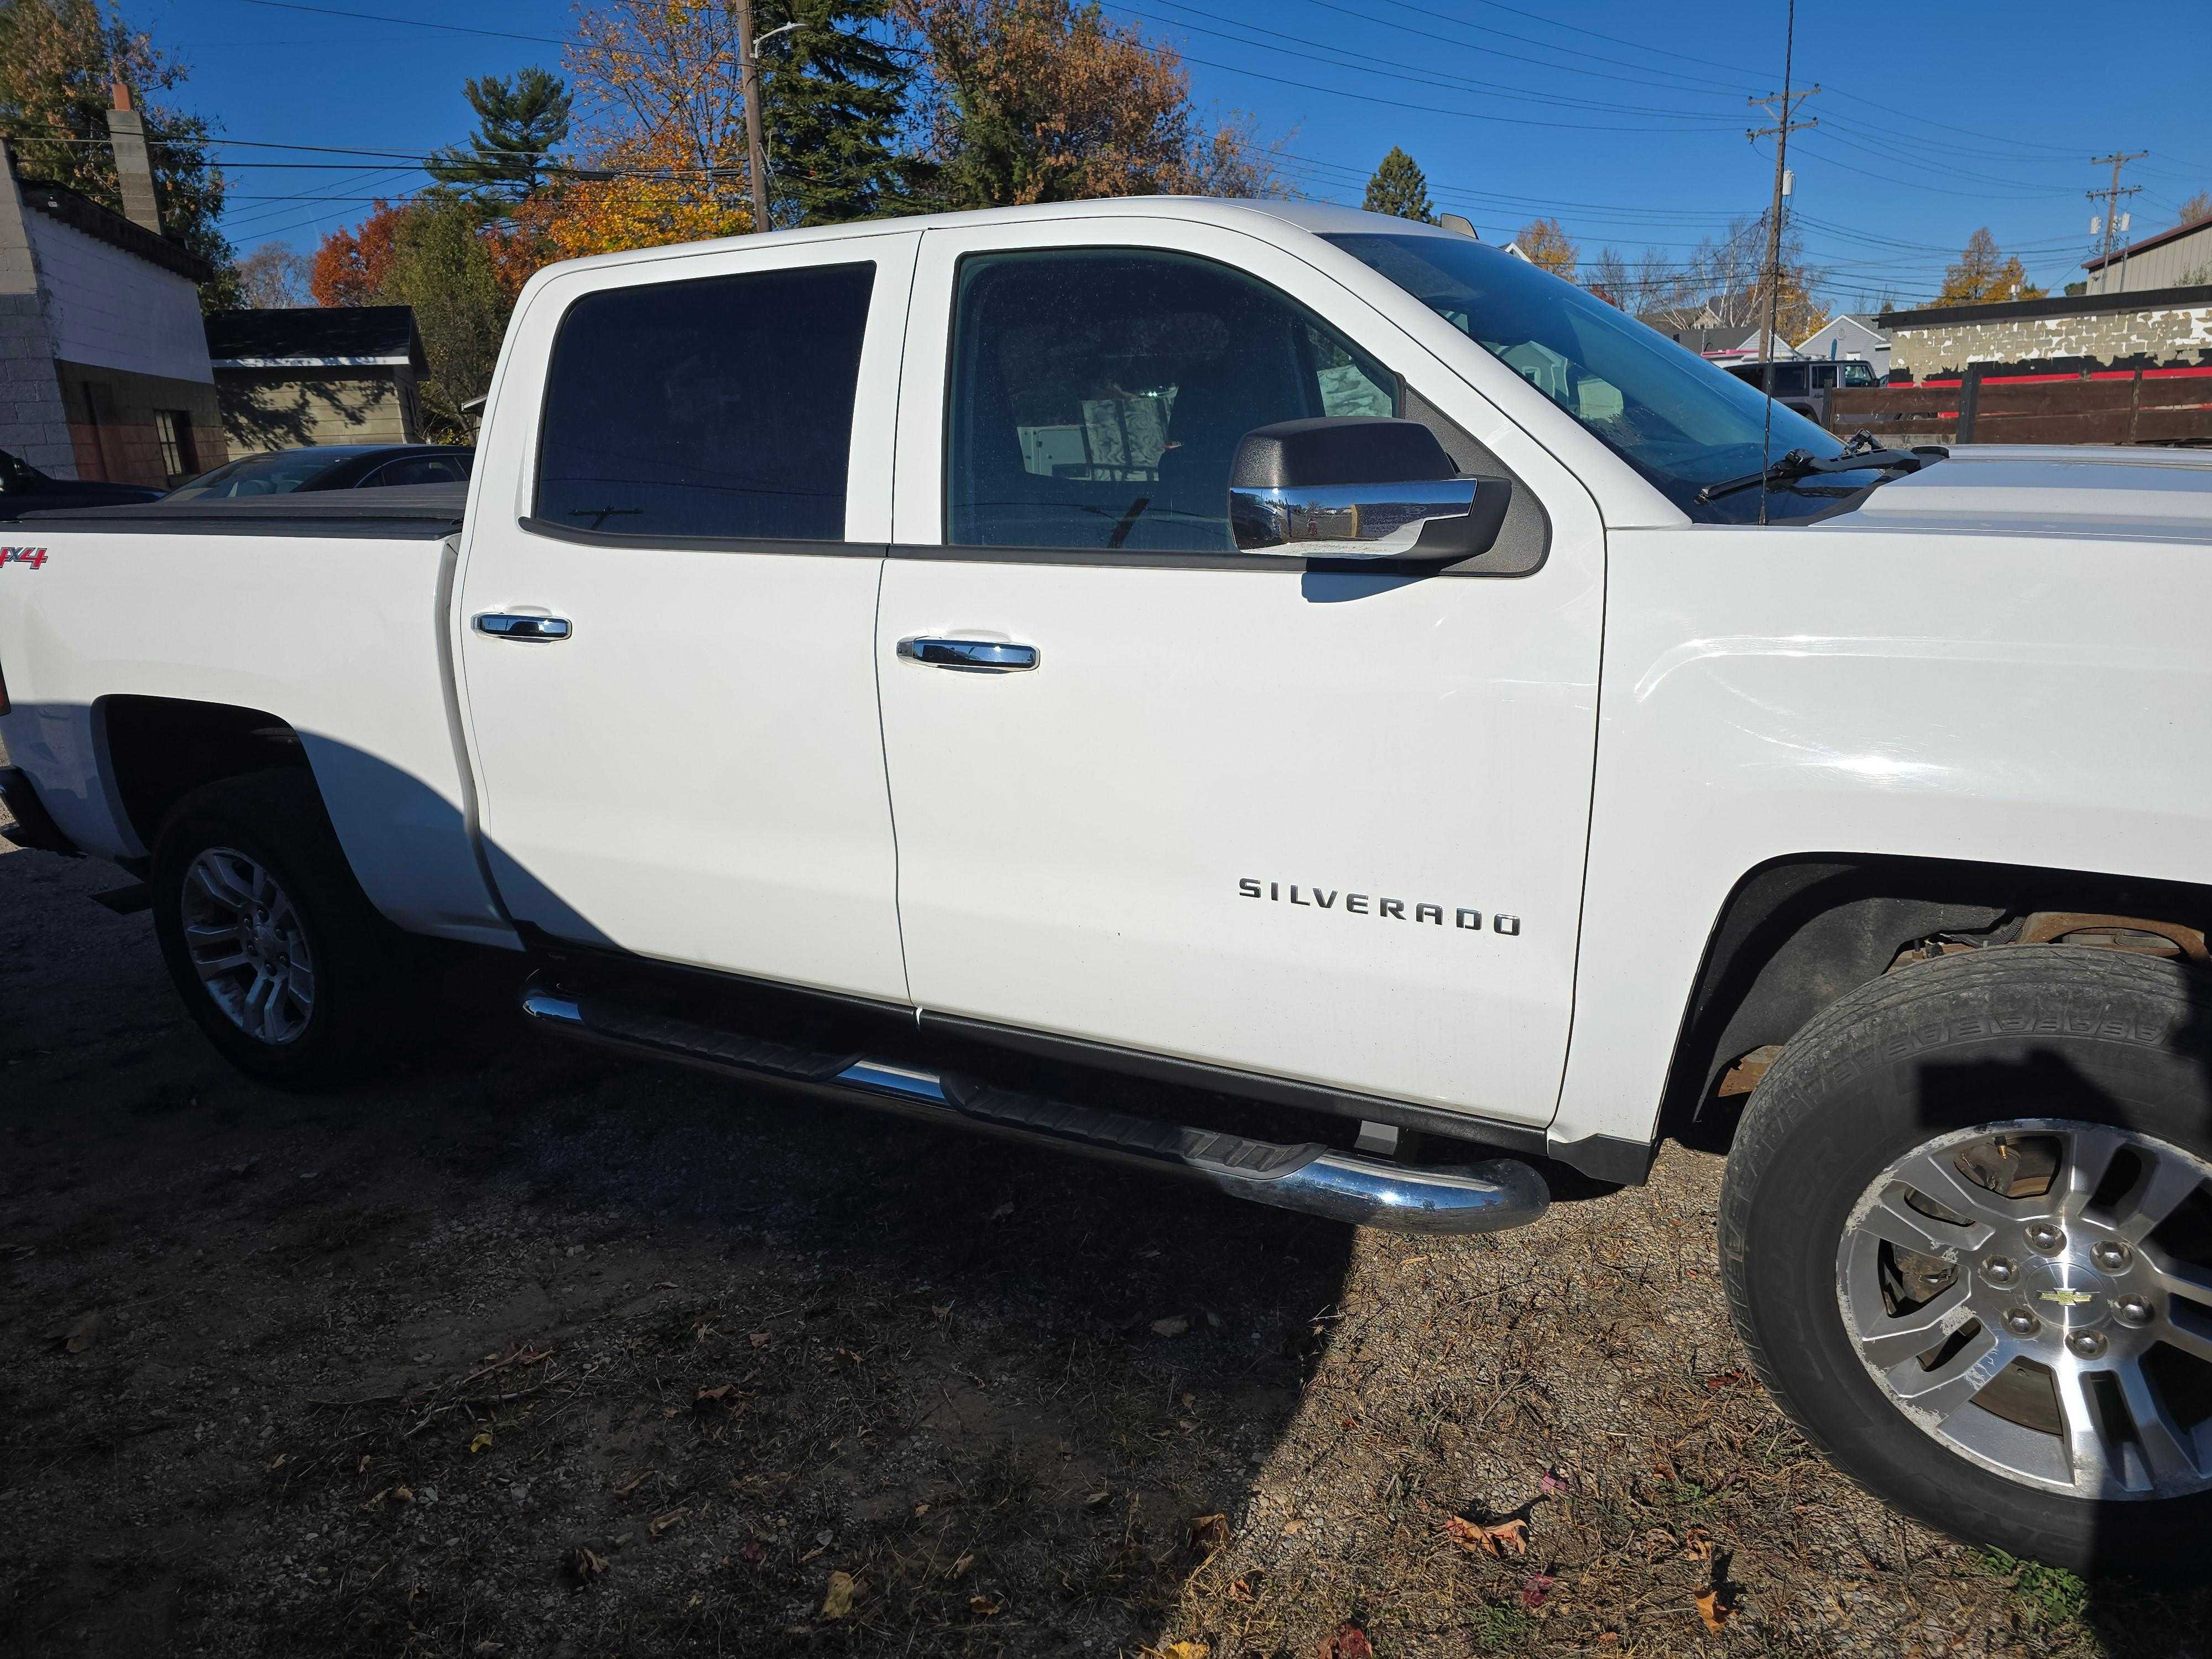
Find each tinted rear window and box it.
[535,263,874,540]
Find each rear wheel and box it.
[152,770,409,1088]
[1720,946,2212,1573]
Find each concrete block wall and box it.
[1891,303,2212,378]
[0,142,77,476]
[26,212,211,387]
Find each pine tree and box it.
[756,0,925,225]
[425,68,572,205]
[1363,147,1433,223]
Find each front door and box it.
[875,218,1604,1125]
[457,233,917,1001]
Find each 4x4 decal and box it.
[1,546,49,570]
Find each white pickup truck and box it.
[5,199,2211,1570]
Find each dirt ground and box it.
[3,812,2209,1658]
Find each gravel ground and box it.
[2,817,2206,1658]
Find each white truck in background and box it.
[5,199,2212,1572]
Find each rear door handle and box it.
[476,612,572,642]
[896,637,1039,673]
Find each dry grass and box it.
[2,837,2207,1657]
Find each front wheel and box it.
[151,769,409,1088]
[1720,946,2212,1574]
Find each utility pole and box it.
[1746,0,1816,524]
[734,0,772,233]
[2086,150,2145,293]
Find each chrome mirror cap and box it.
[1230,478,1484,557]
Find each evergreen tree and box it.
[756,0,925,225]
[425,68,572,204]
[1362,146,1433,223]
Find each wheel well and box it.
[1658,854,2212,1148]
[100,696,311,852]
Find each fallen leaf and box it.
[930,1303,953,1321]
[912,1501,931,1517]
[393,1485,413,1504]
[748,1331,771,1348]
[1520,1572,1556,1610]
[1597,1632,1620,1647]
[1190,1513,1230,1554]
[611,1470,653,1498]
[1151,1315,1191,1338]
[740,1540,765,1564]
[1317,1621,1374,1659]
[1228,1576,1256,1603]
[1156,1643,1209,1659]
[568,1546,607,1583]
[1683,1526,1714,1563]
[1694,1588,1733,1632]
[948,1552,974,1579]
[988,1200,1014,1221]
[57,1312,104,1354]
[1538,1470,1567,1496]
[649,1507,691,1538]
[1444,1514,1528,1558]
[1282,1519,1306,1535]
[969,1594,1003,1616]
[266,1453,288,1471]
[821,1571,857,1619]
[468,1430,493,1454]
[1083,1489,1112,1506]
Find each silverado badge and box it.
[2038,1289,2095,1307]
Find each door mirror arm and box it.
[1226,418,1509,561]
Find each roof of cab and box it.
[522,196,1470,286]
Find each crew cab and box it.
[5,200,2212,1572]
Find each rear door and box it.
[456,232,917,1000]
[874,217,1604,1126]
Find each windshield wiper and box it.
[1695,440,1945,504]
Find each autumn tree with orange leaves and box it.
[896,0,1275,207]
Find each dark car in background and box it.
[1,446,165,521]
[1722,358,1880,425]
[163,444,473,501]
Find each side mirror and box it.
[1227,418,1509,559]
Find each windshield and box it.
[166,449,350,500]
[1326,232,1884,523]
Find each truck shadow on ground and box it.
[4,843,2210,1657]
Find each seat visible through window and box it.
[946,250,1397,552]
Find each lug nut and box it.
[1983,1256,2019,1287]
[2003,1307,2041,1337]
[2114,1295,2154,1327]
[2025,1222,2066,1254]
[2067,1330,2108,1359]
[2092,1240,2131,1272]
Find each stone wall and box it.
[1890,301,2212,379]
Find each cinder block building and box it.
[1881,284,2212,382]
[0,96,223,488]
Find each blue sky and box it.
[149,0,2212,310]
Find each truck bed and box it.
[20,481,467,538]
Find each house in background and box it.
[2084,215,2212,296]
[1797,312,1891,379]
[0,95,223,489]
[202,306,428,455]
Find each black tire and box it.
[150,768,409,1089]
[1719,945,2212,1575]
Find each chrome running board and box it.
[519,974,1548,1236]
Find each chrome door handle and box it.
[475,612,572,642]
[896,637,1039,672]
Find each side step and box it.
[519,974,1548,1236]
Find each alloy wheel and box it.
[1837,1118,2212,1499]
[179,846,317,1046]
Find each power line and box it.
[2086,149,2147,289]
[235,0,564,46]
